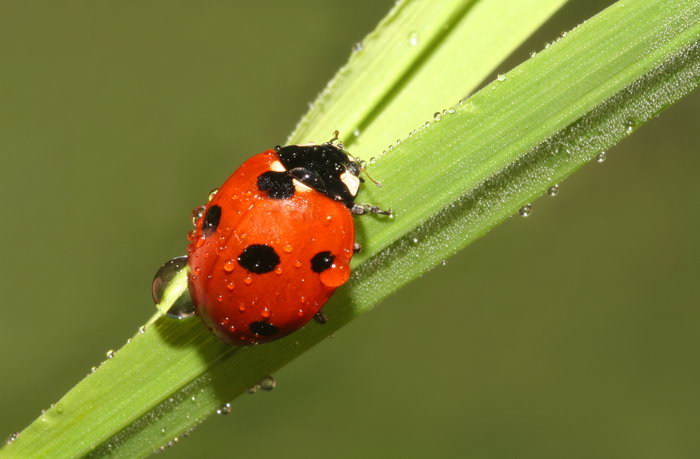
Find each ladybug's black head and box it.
[275,143,361,208]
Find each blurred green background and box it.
[1,1,698,458]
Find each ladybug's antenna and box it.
[328,130,342,147]
[362,167,383,188]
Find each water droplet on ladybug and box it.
[275,266,283,275]
[191,206,205,226]
[244,276,252,285]
[294,260,302,268]
[217,295,224,303]
[226,281,235,290]
[283,244,293,253]
[297,308,304,317]
[261,308,271,318]
[238,303,246,312]
[319,260,351,287]
[208,188,219,201]
[223,260,235,272]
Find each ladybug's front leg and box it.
[351,203,393,217]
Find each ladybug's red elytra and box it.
[176,135,390,345]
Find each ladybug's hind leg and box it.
[313,311,328,325]
[353,241,362,253]
[351,203,393,217]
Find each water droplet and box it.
[497,74,506,82]
[259,376,276,391]
[151,256,195,320]
[412,237,419,244]
[90,366,97,373]
[433,112,442,121]
[223,260,235,272]
[208,188,219,202]
[238,303,246,312]
[160,427,166,435]
[6,432,20,444]
[625,119,635,133]
[244,276,252,285]
[261,308,271,319]
[191,206,205,226]
[440,260,447,266]
[352,41,363,52]
[216,403,232,415]
[353,128,360,137]
[596,152,607,163]
[106,349,115,359]
[139,325,146,334]
[369,157,377,165]
[319,260,351,287]
[529,51,537,57]
[191,395,196,401]
[294,260,302,268]
[151,256,188,304]
[226,281,235,290]
[518,204,532,217]
[283,244,293,253]
[408,31,419,46]
[547,184,560,196]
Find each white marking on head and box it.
[292,179,313,193]
[270,160,286,172]
[340,170,360,196]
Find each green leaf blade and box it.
[4,1,698,458]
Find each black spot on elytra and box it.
[257,171,294,199]
[238,244,280,274]
[202,205,221,236]
[310,251,334,273]
[250,321,278,336]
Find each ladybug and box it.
[184,134,390,345]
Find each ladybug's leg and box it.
[351,203,393,217]
[313,311,328,324]
[353,242,362,253]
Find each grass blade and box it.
[4,0,698,457]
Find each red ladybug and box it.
[184,135,390,344]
